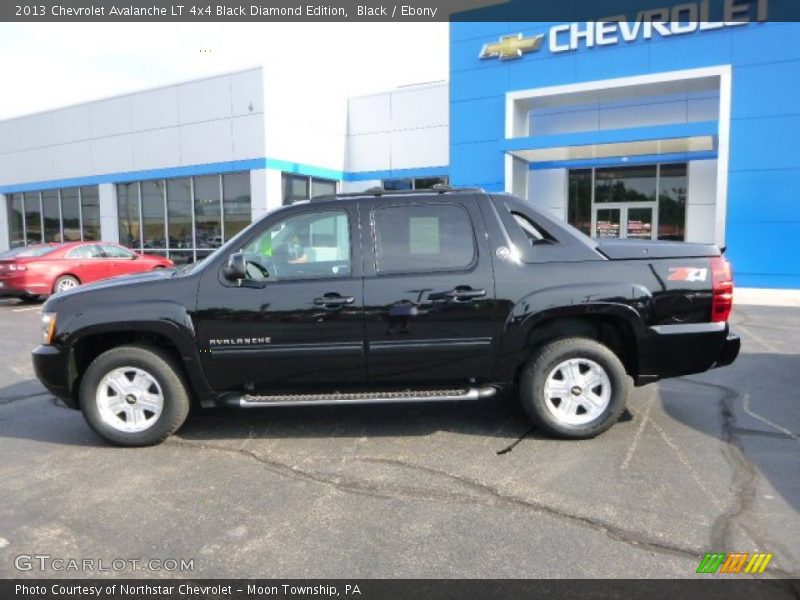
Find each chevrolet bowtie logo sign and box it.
[479,33,545,60]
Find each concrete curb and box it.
[735,288,800,307]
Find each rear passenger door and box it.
[360,196,496,384]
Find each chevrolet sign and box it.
[479,34,545,60]
[479,0,767,59]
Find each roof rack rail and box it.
[310,185,485,201]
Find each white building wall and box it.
[263,78,347,174]
[687,159,718,244]
[0,67,266,188]
[529,90,720,136]
[528,169,568,221]
[251,169,271,223]
[346,82,449,174]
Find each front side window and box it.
[241,210,351,281]
[101,244,136,259]
[67,245,102,259]
[373,204,476,274]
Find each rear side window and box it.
[67,245,102,259]
[373,204,476,274]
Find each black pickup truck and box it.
[32,187,740,446]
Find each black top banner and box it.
[3,0,800,22]
[4,579,800,600]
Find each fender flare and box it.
[59,301,213,405]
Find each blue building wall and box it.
[450,18,800,289]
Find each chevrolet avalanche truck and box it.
[32,187,740,446]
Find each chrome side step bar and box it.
[227,386,497,407]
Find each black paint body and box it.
[32,191,740,409]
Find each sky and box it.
[0,22,450,119]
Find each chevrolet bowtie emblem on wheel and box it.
[479,33,544,60]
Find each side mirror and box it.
[223,252,247,281]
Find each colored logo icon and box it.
[696,552,773,574]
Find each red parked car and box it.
[0,242,173,300]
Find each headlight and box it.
[41,312,57,345]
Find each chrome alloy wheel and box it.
[55,277,78,293]
[95,367,164,433]
[543,358,612,426]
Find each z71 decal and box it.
[668,267,708,282]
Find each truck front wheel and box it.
[79,345,190,446]
[520,337,630,439]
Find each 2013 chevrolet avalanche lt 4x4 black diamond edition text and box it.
[32,187,740,446]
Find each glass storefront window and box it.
[627,207,654,240]
[8,194,24,247]
[383,178,412,191]
[141,180,166,249]
[7,185,100,247]
[167,178,193,251]
[381,176,449,191]
[24,192,42,244]
[223,172,251,239]
[595,208,621,238]
[41,190,61,243]
[658,163,687,241]
[311,178,336,198]
[282,174,309,205]
[194,175,221,249]
[81,186,100,241]
[109,173,250,263]
[567,163,686,242]
[595,166,657,204]
[281,173,338,204]
[117,183,141,248]
[60,188,81,241]
[567,169,592,236]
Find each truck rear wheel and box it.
[79,345,190,446]
[520,337,630,439]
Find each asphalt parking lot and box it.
[0,297,798,579]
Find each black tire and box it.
[79,344,191,447]
[520,337,630,439]
[53,274,80,294]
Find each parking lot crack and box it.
[167,437,709,561]
[680,379,759,553]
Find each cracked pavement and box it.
[0,298,798,578]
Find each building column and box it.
[250,168,269,224]
[98,183,118,244]
[265,169,283,212]
[0,194,9,252]
[505,155,529,199]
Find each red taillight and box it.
[710,256,733,323]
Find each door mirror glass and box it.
[224,252,247,281]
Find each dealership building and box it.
[1,12,798,288]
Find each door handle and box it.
[314,294,355,309]
[445,287,486,301]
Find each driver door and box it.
[193,204,365,393]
